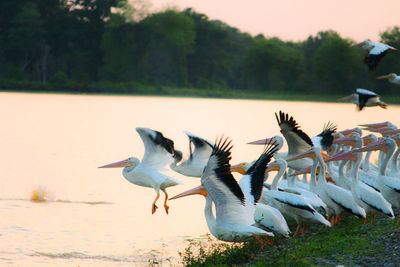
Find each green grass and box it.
[179,216,399,266]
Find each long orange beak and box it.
[230,163,246,175]
[333,136,359,147]
[338,94,354,101]
[351,41,365,47]
[286,149,316,161]
[247,137,274,145]
[353,139,388,153]
[286,149,331,162]
[359,122,389,129]
[99,159,132,168]
[169,185,208,200]
[326,150,358,162]
[376,74,392,80]
[290,165,312,176]
[378,129,400,135]
[366,126,393,133]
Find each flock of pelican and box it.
[338,40,399,111]
[98,39,400,243]
[99,110,400,242]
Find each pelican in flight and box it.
[338,88,388,111]
[170,137,278,242]
[376,73,400,85]
[170,131,213,177]
[248,111,335,171]
[99,127,182,214]
[352,40,398,70]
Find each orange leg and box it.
[293,224,301,238]
[371,213,375,225]
[337,213,343,224]
[363,213,369,225]
[162,189,169,214]
[330,215,336,226]
[252,234,264,245]
[301,224,306,236]
[152,191,160,214]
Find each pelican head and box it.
[230,162,252,174]
[265,159,287,173]
[333,133,362,147]
[362,134,378,146]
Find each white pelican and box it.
[338,88,388,111]
[287,147,366,225]
[329,135,394,224]
[170,131,213,177]
[333,134,381,192]
[352,40,398,70]
[376,73,400,85]
[170,137,278,242]
[354,138,400,223]
[261,159,331,237]
[99,127,182,214]
[248,112,335,171]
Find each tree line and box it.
[1,0,400,96]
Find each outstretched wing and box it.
[275,111,313,155]
[184,131,213,164]
[202,136,248,225]
[136,127,175,170]
[239,141,279,205]
[356,88,377,111]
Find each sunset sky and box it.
[150,0,400,42]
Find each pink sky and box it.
[150,0,400,42]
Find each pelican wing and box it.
[365,45,388,70]
[136,127,175,170]
[202,137,248,225]
[267,190,316,214]
[184,131,213,164]
[312,122,337,150]
[324,183,366,218]
[356,88,378,110]
[369,43,390,55]
[356,88,377,96]
[276,111,313,155]
[239,141,279,205]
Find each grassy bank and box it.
[178,216,400,266]
[1,80,399,104]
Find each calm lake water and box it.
[1,92,399,266]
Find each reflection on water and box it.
[0,92,399,266]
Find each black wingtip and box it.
[275,110,313,147]
[211,135,245,205]
[246,139,280,204]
